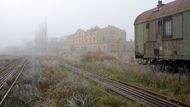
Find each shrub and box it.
[80,52,118,62]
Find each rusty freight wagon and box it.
[134,0,190,71]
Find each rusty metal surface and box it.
[0,58,27,106]
[64,63,190,107]
[135,0,190,24]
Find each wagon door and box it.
[135,24,145,58]
[146,20,159,58]
[156,19,163,56]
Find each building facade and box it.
[66,25,127,54]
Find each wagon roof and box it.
[135,0,190,24]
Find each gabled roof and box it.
[135,0,190,24]
[86,26,100,33]
[76,29,85,33]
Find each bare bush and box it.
[80,52,118,62]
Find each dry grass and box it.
[80,51,118,62]
[70,53,190,104]
[2,58,45,107]
[2,56,137,107]
[43,54,137,107]
[40,65,136,107]
[38,67,89,107]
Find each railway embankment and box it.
[0,55,136,107]
[67,52,190,104]
[0,54,189,106]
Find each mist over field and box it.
[0,0,172,51]
[1,0,190,107]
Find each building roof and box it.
[135,0,190,24]
[102,25,125,32]
[86,26,100,33]
[76,29,85,33]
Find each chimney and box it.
[157,0,164,7]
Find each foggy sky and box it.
[0,0,173,49]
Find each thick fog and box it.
[0,0,173,49]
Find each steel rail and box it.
[107,79,183,107]
[64,64,190,107]
[81,70,177,107]
[0,68,17,90]
[0,58,19,74]
[0,58,27,106]
[0,64,16,80]
[0,59,22,90]
[93,74,179,107]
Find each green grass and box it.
[61,66,137,107]
[37,62,138,107]
[71,58,190,104]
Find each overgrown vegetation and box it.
[4,53,189,106]
[2,56,137,107]
[39,65,137,107]
[80,51,118,62]
[71,52,190,104]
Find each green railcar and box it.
[135,0,190,62]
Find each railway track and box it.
[64,64,190,107]
[0,58,27,106]
[0,58,20,74]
